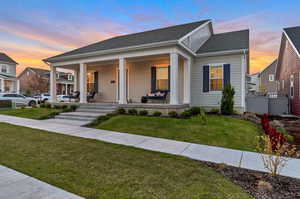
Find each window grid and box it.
[209,65,223,91]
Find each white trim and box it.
[178,20,212,43]
[196,49,248,57]
[283,31,300,58]
[45,40,178,63]
[170,52,179,105]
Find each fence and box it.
[246,94,289,115]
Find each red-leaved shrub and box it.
[261,114,286,151]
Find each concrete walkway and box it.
[0,165,84,199]
[1,114,300,180]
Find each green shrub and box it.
[0,100,12,109]
[53,104,62,109]
[97,115,111,122]
[153,111,162,117]
[195,112,208,125]
[180,110,192,119]
[117,108,126,114]
[20,105,26,109]
[128,109,138,115]
[168,111,178,118]
[61,104,68,109]
[106,112,118,117]
[48,111,59,118]
[221,83,235,115]
[62,107,72,112]
[208,108,219,114]
[40,103,46,108]
[32,104,37,108]
[70,104,79,111]
[45,103,52,109]
[189,107,202,116]
[139,110,148,116]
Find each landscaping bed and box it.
[0,122,252,199]
[204,161,300,199]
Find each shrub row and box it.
[40,103,79,112]
[116,106,213,119]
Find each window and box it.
[56,73,60,79]
[68,74,73,81]
[210,65,223,91]
[290,74,294,98]
[269,74,274,82]
[1,65,7,73]
[156,67,169,91]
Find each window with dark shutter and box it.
[203,65,209,92]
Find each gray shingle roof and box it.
[284,26,300,54]
[45,20,210,61]
[0,53,18,64]
[196,29,249,54]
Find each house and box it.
[44,20,249,113]
[276,26,300,116]
[18,67,74,95]
[259,60,277,94]
[0,52,19,93]
[246,72,260,93]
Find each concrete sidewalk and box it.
[1,114,300,179]
[0,165,84,199]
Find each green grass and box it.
[0,122,251,199]
[0,108,62,119]
[95,115,261,151]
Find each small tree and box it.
[221,84,235,115]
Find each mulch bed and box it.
[203,161,300,199]
[280,119,300,152]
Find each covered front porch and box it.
[49,49,191,106]
[0,75,19,93]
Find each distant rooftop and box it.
[284,26,300,55]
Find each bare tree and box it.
[27,74,49,94]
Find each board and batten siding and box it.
[191,54,246,112]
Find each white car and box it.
[57,95,72,102]
[0,93,38,106]
[34,93,51,103]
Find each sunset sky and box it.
[0,0,299,75]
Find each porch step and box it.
[59,112,103,118]
[76,108,115,113]
[55,115,98,122]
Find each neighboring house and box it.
[246,72,260,93]
[276,26,300,116]
[0,52,19,93]
[18,67,74,95]
[259,60,277,94]
[44,20,249,113]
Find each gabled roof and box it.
[44,20,210,62]
[284,26,300,56]
[260,59,277,76]
[0,52,18,64]
[196,29,249,54]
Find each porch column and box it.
[65,83,68,95]
[170,52,179,105]
[16,79,20,94]
[119,57,127,104]
[0,78,4,93]
[73,69,78,92]
[50,65,57,102]
[79,63,87,103]
[183,58,191,104]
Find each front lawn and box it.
[0,108,62,119]
[94,115,261,151]
[0,122,251,199]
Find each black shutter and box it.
[94,72,99,92]
[168,65,170,91]
[151,67,156,92]
[203,65,209,92]
[223,64,230,88]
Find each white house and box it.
[0,53,19,93]
[44,20,249,113]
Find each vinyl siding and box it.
[191,54,245,109]
[0,62,16,77]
